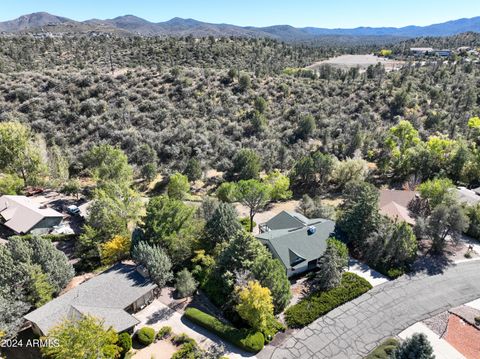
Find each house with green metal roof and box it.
[256,211,335,278]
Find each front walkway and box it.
[133,299,256,359]
[347,259,389,287]
[132,340,177,359]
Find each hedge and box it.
[284,272,372,328]
[9,233,77,242]
[365,338,399,359]
[42,233,77,242]
[184,307,264,352]
[136,327,155,346]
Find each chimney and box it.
[136,265,149,278]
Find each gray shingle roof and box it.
[262,210,320,231]
[454,187,480,206]
[257,212,335,270]
[24,263,157,334]
[0,195,63,233]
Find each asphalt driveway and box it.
[259,261,480,359]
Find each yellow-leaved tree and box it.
[100,235,131,265]
[235,280,274,332]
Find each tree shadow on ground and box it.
[145,306,176,325]
[131,337,147,350]
[410,253,454,276]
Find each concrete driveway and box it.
[133,299,256,359]
[259,261,480,359]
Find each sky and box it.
[2,0,480,28]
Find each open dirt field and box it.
[308,54,404,72]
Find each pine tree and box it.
[393,333,435,359]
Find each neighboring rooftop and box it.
[454,187,480,206]
[24,263,157,335]
[410,47,434,52]
[257,211,335,272]
[379,189,417,225]
[0,195,63,234]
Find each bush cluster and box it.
[171,333,196,346]
[157,325,173,339]
[365,338,400,359]
[117,332,132,356]
[171,342,198,359]
[284,272,372,328]
[184,307,265,352]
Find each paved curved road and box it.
[259,261,480,359]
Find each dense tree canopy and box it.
[142,195,201,267]
[0,34,478,184]
[132,241,173,287]
[0,237,74,338]
[42,316,120,359]
[84,144,133,187]
[204,202,243,250]
[204,232,291,314]
[336,181,380,246]
[0,121,46,185]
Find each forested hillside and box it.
[393,32,480,52]
[1,27,480,359]
[0,35,479,183]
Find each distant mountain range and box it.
[1,12,480,41]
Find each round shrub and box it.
[117,332,132,355]
[240,331,265,352]
[136,326,155,346]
